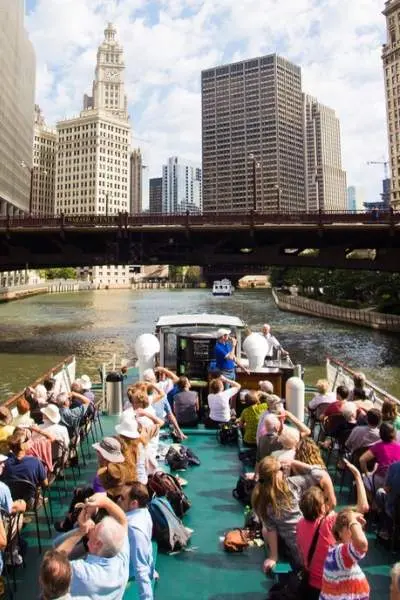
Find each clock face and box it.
[105,69,119,81]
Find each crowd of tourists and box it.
[0,360,400,600]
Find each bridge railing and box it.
[0,209,398,229]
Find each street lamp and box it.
[248,153,260,212]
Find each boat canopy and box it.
[155,313,246,329]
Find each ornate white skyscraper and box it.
[56,24,133,287]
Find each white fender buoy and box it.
[285,376,305,422]
[134,334,160,380]
[243,333,268,370]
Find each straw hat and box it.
[115,414,140,439]
[79,375,92,391]
[92,437,124,463]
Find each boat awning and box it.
[155,314,246,329]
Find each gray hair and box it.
[259,380,274,394]
[96,516,125,558]
[56,392,69,407]
[263,413,280,433]
[342,402,357,422]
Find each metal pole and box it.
[252,158,257,212]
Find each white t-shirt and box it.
[263,333,281,357]
[208,388,238,422]
[40,421,70,448]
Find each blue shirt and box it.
[70,536,129,600]
[127,508,154,600]
[215,341,235,371]
[4,454,47,488]
[0,481,13,513]
[152,397,172,420]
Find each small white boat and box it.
[212,279,234,296]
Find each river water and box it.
[0,288,399,400]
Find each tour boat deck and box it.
[12,415,396,599]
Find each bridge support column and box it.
[0,200,6,217]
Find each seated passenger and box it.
[308,379,336,412]
[238,391,269,446]
[40,404,70,450]
[56,391,91,437]
[323,385,350,419]
[382,398,400,432]
[205,376,241,429]
[346,409,381,455]
[78,374,95,403]
[0,407,14,444]
[375,460,400,540]
[360,422,400,494]
[252,456,335,572]
[118,483,155,600]
[143,369,186,440]
[39,549,72,600]
[173,377,199,428]
[256,393,283,442]
[256,414,282,464]
[12,398,34,428]
[271,426,299,463]
[56,493,129,600]
[294,437,326,470]
[3,429,48,507]
[115,414,149,485]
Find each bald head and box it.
[262,324,271,335]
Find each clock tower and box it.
[83,23,128,121]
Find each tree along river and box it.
[0,288,399,401]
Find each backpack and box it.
[148,496,191,552]
[165,445,189,471]
[232,474,256,505]
[217,422,239,445]
[147,472,191,518]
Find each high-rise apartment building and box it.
[162,157,202,213]
[149,177,163,213]
[382,0,400,208]
[347,186,365,212]
[201,55,305,213]
[303,95,347,212]
[0,0,35,216]
[32,105,57,215]
[56,23,132,286]
[129,148,143,213]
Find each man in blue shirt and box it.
[215,329,249,379]
[56,493,129,600]
[118,482,155,600]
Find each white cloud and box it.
[26,0,389,205]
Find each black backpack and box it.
[217,422,239,445]
[232,474,256,505]
[165,446,189,471]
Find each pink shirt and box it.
[370,440,400,477]
[296,512,336,590]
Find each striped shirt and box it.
[320,542,370,600]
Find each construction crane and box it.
[367,160,389,180]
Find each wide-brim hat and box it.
[0,455,8,463]
[216,328,231,338]
[115,415,140,439]
[41,404,61,424]
[92,437,125,463]
[79,375,92,391]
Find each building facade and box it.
[149,177,162,213]
[303,95,347,212]
[0,0,35,216]
[56,23,132,286]
[382,0,400,208]
[32,105,57,215]
[347,186,365,212]
[129,148,143,213]
[162,156,202,213]
[201,54,305,213]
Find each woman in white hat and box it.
[115,414,149,485]
[40,404,70,450]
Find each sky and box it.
[25,0,389,206]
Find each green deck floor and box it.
[11,417,398,599]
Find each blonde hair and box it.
[316,379,330,395]
[295,437,325,468]
[251,456,293,521]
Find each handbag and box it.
[266,518,324,600]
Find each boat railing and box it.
[3,355,76,413]
[326,356,400,408]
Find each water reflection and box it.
[0,288,399,399]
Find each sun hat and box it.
[79,375,92,391]
[216,328,231,338]
[115,414,140,439]
[0,455,8,463]
[41,404,61,424]
[92,437,125,463]
[35,384,48,403]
